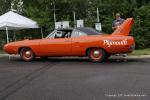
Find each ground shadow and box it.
[4,56,146,63]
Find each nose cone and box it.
[3,44,10,53]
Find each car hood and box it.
[5,39,41,46]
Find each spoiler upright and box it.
[112,18,134,36]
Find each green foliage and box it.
[0,0,150,49]
[0,0,12,14]
[132,6,150,49]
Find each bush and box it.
[132,6,150,49]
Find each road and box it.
[0,56,150,100]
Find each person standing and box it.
[112,13,127,61]
[112,13,125,30]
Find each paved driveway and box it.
[0,56,150,100]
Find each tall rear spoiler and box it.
[111,18,134,36]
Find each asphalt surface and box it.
[0,55,150,100]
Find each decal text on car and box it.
[103,39,127,47]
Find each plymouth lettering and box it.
[103,39,127,47]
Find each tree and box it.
[11,0,24,13]
[0,0,150,49]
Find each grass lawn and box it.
[130,48,150,55]
[0,50,5,54]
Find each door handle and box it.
[74,42,80,47]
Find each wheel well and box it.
[18,47,31,54]
[85,47,109,56]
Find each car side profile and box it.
[4,18,135,62]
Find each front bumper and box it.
[3,44,18,54]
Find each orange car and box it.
[4,18,135,62]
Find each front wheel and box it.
[20,48,35,61]
[88,48,106,62]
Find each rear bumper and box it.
[128,44,135,52]
[107,44,136,54]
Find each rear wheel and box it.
[20,48,35,61]
[88,48,106,62]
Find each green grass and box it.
[0,50,5,54]
[131,48,150,55]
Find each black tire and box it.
[88,48,106,62]
[20,48,35,61]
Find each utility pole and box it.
[51,0,57,29]
[73,11,76,27]
[95,8,102,32]
[97,8,100,22]
[53,1,56,24]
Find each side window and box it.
[54,31,64,38]
[78,31,87,36]
[71,30,87,37]
[47,30,72,39]
[71,30,78,37]
[54,30,72,39]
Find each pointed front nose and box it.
[3,44,10,53]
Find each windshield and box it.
[46,30,56,38]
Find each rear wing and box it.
[112,18,134,36]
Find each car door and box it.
[71,29,88,56]
[39,30,72,56]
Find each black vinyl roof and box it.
[57,27,101,35]
[75,27,100,35]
